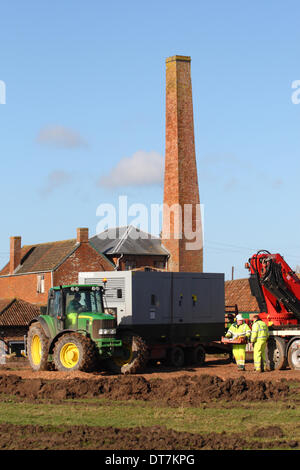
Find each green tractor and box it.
[26,284,148,374]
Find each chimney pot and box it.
[10,236,21,274]
[77,228,89,244]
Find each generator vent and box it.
[83,277,125,301]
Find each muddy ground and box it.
[1,354,299,383]
[0,422,298,451]
[0,356,299,450]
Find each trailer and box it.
[78,271,227,368]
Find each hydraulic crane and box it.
[246,250,300,370]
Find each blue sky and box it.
[0,0,300,280]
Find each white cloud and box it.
[99,150,164,188]
[37,125,87,149]
[40,170,72,197]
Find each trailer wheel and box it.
[105,334,148,375]
[266,336,287,370]
[27,322,49,371]
[53,333,97,372]
[224,350,234,364]
[287,338,300,370]
[186,345,206,366]
[167,346,185,368]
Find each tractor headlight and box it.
[98,329,116,335]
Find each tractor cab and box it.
[47,284,105,320]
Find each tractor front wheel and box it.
[105,334,148,375]
[27,322,49,371]
[53,333,97,372]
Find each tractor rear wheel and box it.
[27,322,49,371]
[105,334,148,375]
[53,333,97,372]
[287,338,300,370]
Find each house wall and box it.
[0,244,114,305]
[53,243,114,286]
[0,272,52,305]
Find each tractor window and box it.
[54,291,61,317]
[65,289,103,314]
[48,297,54,316]
[89,293,97,312]
[48,290,61,317]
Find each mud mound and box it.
[251,426,284,438]
[149,374,291,404]
[0,373,291,404]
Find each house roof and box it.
[0,298,41,326]
[0,239,78,276]
[90,226,170,257]
[225,278,260,313]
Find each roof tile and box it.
[0,298,41,326]
[90,226,170,256]
[0,239,77,275]
[225,278,260,313]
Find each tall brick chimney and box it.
[10,236,21,274]
[162,55,203,272]
[77,227,89,244]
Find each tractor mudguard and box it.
[28,317,51,339]
[49,329,77,354]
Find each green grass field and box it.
[0,389,299,450]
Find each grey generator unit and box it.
[78,271,225,363]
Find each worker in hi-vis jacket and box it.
[225,314,251,371]
[250,314,269,373]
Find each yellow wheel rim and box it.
[114,343,133,367]
[31,335,42,365]
[60,342,80,368]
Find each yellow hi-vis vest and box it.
[250,320,269,343]
[225,322,251,340]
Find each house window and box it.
[37,274,45,293]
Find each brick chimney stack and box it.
[10,236,21,274]
[162,55,203,272]
[77,227,89,244]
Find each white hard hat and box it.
[236,314,244,322]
